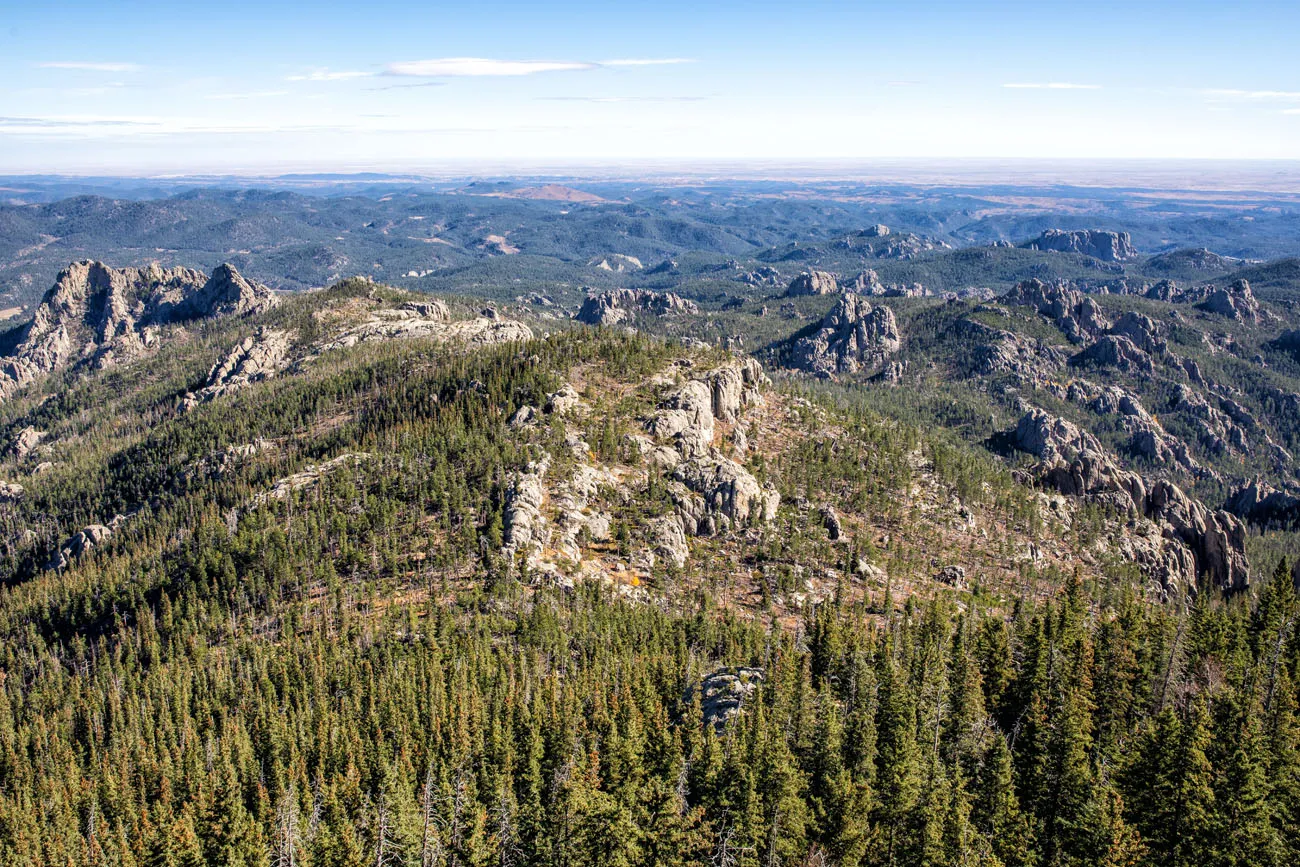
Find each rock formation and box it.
[1005,408,1248,593]
[691,667,765,730]
[0,261,277,401]
[1003,279,1111,343]
[320,300,530,351]
[785,271,840,297]
[575,289,698,326]
[1023,229,1137,262]
[183,329,292,409]
[1225,478,1300,529]
[787,294,900,377]
[1196,279,1262,323]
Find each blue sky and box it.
[2,0,1299,173]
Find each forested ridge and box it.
[0,283,1297,866]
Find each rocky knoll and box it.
[784,270,839,297]
[787,294,900,377]
[1196,279,1263,323]
[501,355,778,581]
[575,288,699,326]
[0,260,276,401]
[1006,408,1248,593]
[1023,229,1137,262]
[1004,279,1111,343]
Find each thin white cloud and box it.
[1003,82,1101,90]
[37,61,141,72]
[386,57,597,76]
[206,90,291,100]
[599,58,694,67]
[1283,108,1300,115]
[287,69,375,81]
[538,95,706,103]
[1204,88,1300,102]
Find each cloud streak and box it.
[38,61,141,72]
[1204,88,1300,102]
[287,69,375,81]
[1003,82,1100,90]
[386,58,597,76]
[384,57,692,77]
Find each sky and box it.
[2,0,1300,174]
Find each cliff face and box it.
[0,261,277,401]
[1024,229,1138,262]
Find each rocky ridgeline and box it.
[1023,229,1137,262]
[1138,277,1265,323]
[785,269,927,299]
[0,260,277,401]
[1004,279,1111,344]
[787,293,901,378]
[574,288,698,326]
[501,355,778,584]
[317,299,532,352]
[1007,408,1248,595]
[182,328,293,410]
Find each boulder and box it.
[692,667,764,730]
[0,481,23,503]
[50,523,113,571]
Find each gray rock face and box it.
[1004,279,1111,343]
[1070,335,1155,374]
[957,319,1067,382]
[1225,478,1300,529]
[0,261,277,401]
[674,455,780,530]
[182,328,291,409]
[692,667,764,730]
[51,524,113,571]
[1005,409,1249,593]
[649,515,689,569]
[788,294,900,377]
[821,505,843,540]
[1196,279,1261,323]
[9,426,47,458]
[1010,408,1102,463]
[1024,229,1137,262]
[1109,312,1168,356]
[785,270,840,297]
[575,289,699,326]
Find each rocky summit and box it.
[1024,228,1138,261]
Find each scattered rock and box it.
[935,565,967,587]
[0,482,23,502]
[50,523,113,570]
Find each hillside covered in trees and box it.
[0,264,1298,867]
